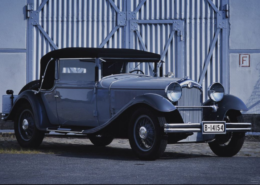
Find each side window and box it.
[42,59,56,90]
[59,59,95,82]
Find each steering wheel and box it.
[129,69,144,74]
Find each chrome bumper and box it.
[164,122,252,133]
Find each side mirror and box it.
[6,90,14,95]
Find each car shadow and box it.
[0,137,213,161]
[39,143,212,161]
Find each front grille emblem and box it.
[188,82,193,88]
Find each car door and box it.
[55,59,98,127]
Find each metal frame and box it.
[198,0,229,93]
[26,0,229,89]
[131,20,184,77]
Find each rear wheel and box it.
[14,104,44,148]
[128,107,167,160]
[88,135,114,147]
[208,112,245,157]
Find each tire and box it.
[128,107,167,160]
[19,80,40,94]
[208,112,245,157]
[88,135,114,147]
[14,104,45,148]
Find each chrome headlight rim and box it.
[208,82,225,102]
[165,82,182,102]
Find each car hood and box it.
[99,74,181,90]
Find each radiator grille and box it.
[177,88,203,123]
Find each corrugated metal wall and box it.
[31,0,123,79]
[29,0,225,100]
[130,0,223,98]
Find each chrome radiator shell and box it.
[177,88,203,123]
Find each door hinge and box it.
[217,11,228,29]
[26,4,33,18]
[224,4,229,18]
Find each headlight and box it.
[208,83,224,102]
[165,82,182,102]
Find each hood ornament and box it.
[188,82,193,88]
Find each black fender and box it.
[203,94,248,121]
[130,93,176,112]
[5,90,52,131]
[83,93,176,134]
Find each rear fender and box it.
[5,90,52,131]
[203,94,248,121]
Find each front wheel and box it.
[14,104,45,148]
[208,112,245,157]
[128,108,167,160]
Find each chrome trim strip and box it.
[226,128,252,131]
[176,106,215,108]
[164,128,201,133]
[35,58,53,94]
[176,105,218,112]
[46,128,84,134]
[164,122,252,133]
[226,123,251,126]
[165,123,201,128]
[177,79,203,91]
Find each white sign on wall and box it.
[239,54,250,67]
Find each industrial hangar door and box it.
[26,0,229,99]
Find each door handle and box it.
[54,95,59,98]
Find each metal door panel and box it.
[41,91,59,125]
[55,85,98,127]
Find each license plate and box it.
[202,122,226,134]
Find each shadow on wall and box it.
[246,62,260,114]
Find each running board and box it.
[46,128,85,134]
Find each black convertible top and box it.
[40,48,161,77]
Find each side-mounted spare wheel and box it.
[128,107,167,160]
[14,103,45,148]
[208,111,245,157]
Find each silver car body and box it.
[2,48,252,144]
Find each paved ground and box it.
[1,135,260,157]
[1,154,260,184]
[0,136,260,184]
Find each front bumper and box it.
[164,122,252,134]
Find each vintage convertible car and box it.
[2,48,251,160]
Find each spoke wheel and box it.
[18,110,35,141]
[134,115,156,152]
[14,104,44,148]
[208,112,245,157]
[129,108,167,160]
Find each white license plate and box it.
[202,122,226,134]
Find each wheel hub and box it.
[22,119,29,130]
[139,126,148,139]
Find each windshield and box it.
[102,61,128,77]
[101,61,161,77]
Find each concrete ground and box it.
[0,135,260,184]
[0,135,260,157]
